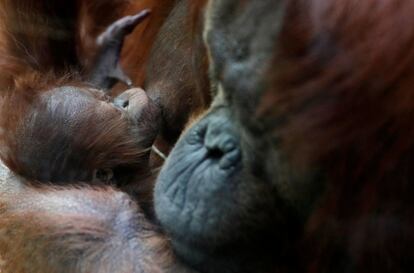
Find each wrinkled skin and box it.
[155,0,322,272]
[156,1,414,273]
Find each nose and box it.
[203,113,241,169]
[114,88,161,146]
[114,88,160,120]
[114,88,148,112]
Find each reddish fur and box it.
[0,181,191,273]
[0,0,207,272]
[0,0,79,73]
[260,0,414,272]
[119,0,178,89]
[0,0,177,89]
[0,0,162,183]
[0,56,148,183]
[0,84,148,183]
[77,0,177,89]
[145,0,210,161]
[77,0,132,69]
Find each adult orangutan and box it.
[145,0,210,157]
[6,0,414,273]
[154,0,414,272]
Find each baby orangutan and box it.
[0,7,193,273]
[0,10,160,185]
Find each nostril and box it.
[113,97,130,109]
[205,138,240,169]
[207,147,224,159]
[122,100,129,108]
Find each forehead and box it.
[41,86,113,116]
[33,86,122,133]
[43,86,96,109]
[205,0,284,122]
[43,86,106,104]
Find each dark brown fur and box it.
[263,1,414,272]
[152,0,414,272]
[145,0,210,160]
